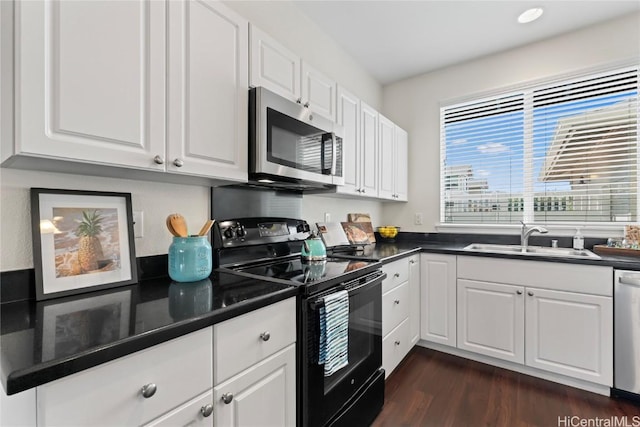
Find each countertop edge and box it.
[4,286,298,395]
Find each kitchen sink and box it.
[462,243,601,260]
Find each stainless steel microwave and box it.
[249,87,344,190]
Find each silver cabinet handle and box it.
[394,299,400,305]
[394,340,400,346]
[173,158,184,167]
[410,260,416,264]
[260,331,271,341]
[221,393,234,404]
[619,276,640,287]
[361,189,366,194]
[528,291,534,296]
[141,383,157,398]
[296,98,302,104]
[153,155,164,165]
[200,404,213,417]
[303,102,310,108]
[356,189,362,193]
[394,273,400,278]
[516,290,523,295]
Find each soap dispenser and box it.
[573,227,584,250]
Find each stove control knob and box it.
[223,227,235,239]
[236,226,246,237]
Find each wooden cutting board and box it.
[341,222,375,245]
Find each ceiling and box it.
[293,1,640,85]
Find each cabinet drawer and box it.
[144,390,213,427]
[382,318,410,379]
[382,259,409,293]
[214,297,296,384]
[382,281,410,336]
[37,327,213,427]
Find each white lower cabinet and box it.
[457,279,525,364]
[525,287,613,385]
[381,255,419,378]
[454,256,613,387]
[420,254,456,347]
[144,390,214,427]
[213,297,296,426]
[36,327,213,426]
[213,344,296,427]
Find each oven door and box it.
[302,272,383,427]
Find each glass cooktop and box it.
[232,257,377,285]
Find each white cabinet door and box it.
[457,279,525,364]
[525,287,613,386]
[336,86,361,195]
[378,114,396,200]
[144,390,213,427]
[408,254,420,345]
[214,344,296,427]
[394,126,409,201]
[167,0,247,182]
[360,102,378,197]
[382,318,410,379]
[249,24,300,101]
[301,62,336,122]
[420,254,457,347]
[16,0,166,170]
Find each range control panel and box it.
[214,218,310,248]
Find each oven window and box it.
[267,108,333,174]
[324,293,376,393]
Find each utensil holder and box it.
[168,236,212,282]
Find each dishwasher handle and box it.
[619,275,640,287]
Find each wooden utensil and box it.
[197,219,215,236]
[169,213,188,237]
[166,215,180,237]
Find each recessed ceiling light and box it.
[518,7,544,24]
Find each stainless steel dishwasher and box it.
[614,269,640,401]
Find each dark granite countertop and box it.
[1,270,297,395]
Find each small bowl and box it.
[377,226,401,241]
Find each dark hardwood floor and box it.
[372,347,640,427]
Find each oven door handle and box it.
[344,272,386,296]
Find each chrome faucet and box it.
[520,221,548,251]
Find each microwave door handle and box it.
[330,133,337,175]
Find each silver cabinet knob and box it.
[303,102,310,108]
[528,291,534,296]
[356,189,362,193]
[200,404,213,417]
[394,340,400,346]
[410,260,416,264]
[517,290,523,295]
[394,299,400,305]
[173,158,184,167]
[153,155,165,165]
[394,273,400,278]
[141,383,157,398]
[260,331,271,341]
[361,189,366,194]
[296,98,302,104]
[221,393,234,404]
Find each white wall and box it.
[0,0,383,273]
[381,12,640,232]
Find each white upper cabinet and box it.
[9,0,248,183]
[378,114,408,201]
[360,101,379,197]
[301,62,336,122]
[249,24,336,122]
[336,86,361,194]
[249,24,300,101]
[167,0,248,181]
[14,0,166,170]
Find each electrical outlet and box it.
[414,212,423,225]
[324,212,331,222]
[133,211,144,238]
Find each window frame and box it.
[439,63,640,233]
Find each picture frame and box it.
[37,288,135,362]
[30,188,138,301]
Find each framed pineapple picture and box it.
[30,188,138,301]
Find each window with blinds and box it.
[441,67,639,225]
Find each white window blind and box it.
[441,67,639,225]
